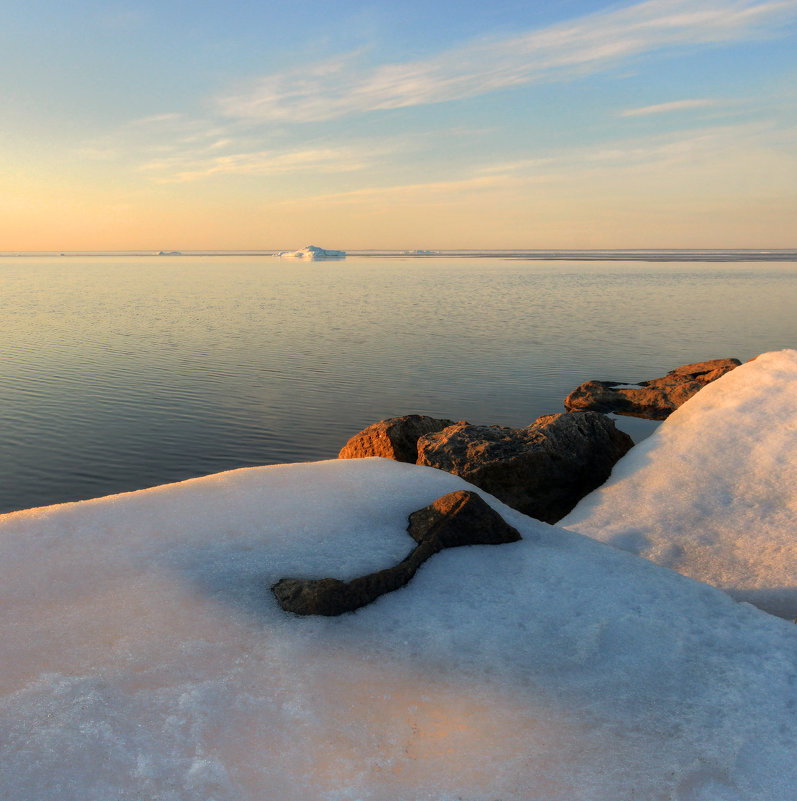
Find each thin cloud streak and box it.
[621,98,719,115]
[218,0,797,122]
[139,146,377,183]
[273,120,796,206]
[274,175,518,207]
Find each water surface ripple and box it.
[1,254,795,513]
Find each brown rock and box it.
[272,490,520,616]
[417,413,633,523]
[338,414,455,463]
[564,358,741,420]
[406,489,522,549]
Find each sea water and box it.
[1,252,795,514]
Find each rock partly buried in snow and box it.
[338,414,455,463]
[272,490,521,615]
[274,245,346,260]
[417,412,633,523]
[564,358,741,419]
[405,489,523,548]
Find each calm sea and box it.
[1,252,795,514]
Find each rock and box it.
[564,358,741,419]
[406,489,522,549]
[417,413,633,523]
[272,490,520,616]
[338,414,455,463]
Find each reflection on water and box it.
[1,254,795,513]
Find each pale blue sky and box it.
[2,0,796,249]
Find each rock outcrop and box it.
[338,414,455,463]
[272,490,521,616]
[417,413,633,523]
[564,358,740,419]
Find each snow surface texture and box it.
[1,457,796,799]
[275,245,346,260]
[562,349,797,619]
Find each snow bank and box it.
[275,245,346,260]
[1,458,795,799]
[562,349,797,619]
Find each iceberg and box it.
[274,244,346,260]
[561,349,797,619]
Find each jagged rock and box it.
[272,490,520,616]
[564,358,741,420]
[338,414,455,463]
[406,489,522,548]
[417,413,633,523]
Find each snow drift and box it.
[562,349,797,619]
[1,351,796,799]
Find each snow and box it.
[2,450,796,798]
[562,349,797,619]
[275,245,346,260]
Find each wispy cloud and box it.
[218,0,797,122]
[274,174,517,207]
[139,146,376,183]
[621,98,719,116]
[78,106,437,183]
[277,120,797,206]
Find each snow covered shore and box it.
[562,349,797,619]
[1,353,796,799]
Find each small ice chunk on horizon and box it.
[274,245,346,260]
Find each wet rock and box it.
[338,414,455,463]
[564,358,741,420]
[272,490,520,616]
[417,413,633,523]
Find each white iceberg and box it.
[562,349,797,619]
[274,245,346,260]
[1,388,796,799]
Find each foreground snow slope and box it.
[1,458,795,800]
[562,349,797,619]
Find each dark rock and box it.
[338,414,455,463]
[272,490,520,616]
[406,489,522,549]
[564,358,741,420]
[417,413,633,523]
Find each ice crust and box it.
[562,349,797,619]
[1,448,796,798]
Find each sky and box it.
[2,0,796,251]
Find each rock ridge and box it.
[272,490,521,616]
[564,358,740,419]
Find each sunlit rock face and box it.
[562,349,797,619]
[564,357,741,419]
[417,412,633,523]
[338,414,455,463]
[274,245,346,260]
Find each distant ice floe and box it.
[274,245,346,260]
